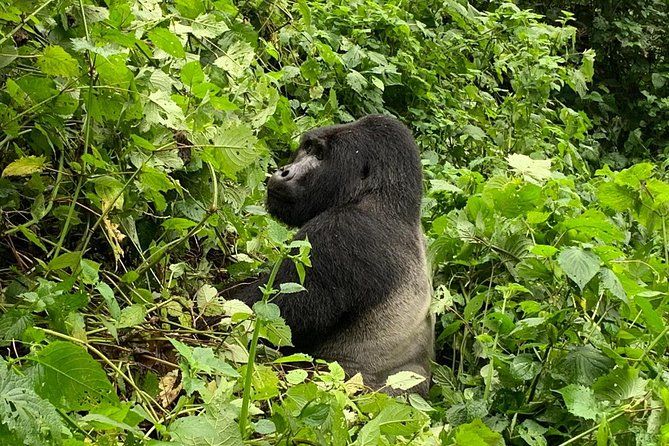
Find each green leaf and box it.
[197,122,259,179]
[279,282,306,294]
[507,154,552,184]
[169,339,239,377]
[0,358,64,446]
[558,385,602,421]
[37,46,80,77]
[561,210,625,243]
[346,70,368,94]
[116,304,146,328]
[213,41,255,78]
[592,367,647,402]
[145,90,187,130]
[454,419,504,446]
[634,296,665,335]
[285,369,308,384]
[597,182,636,211]
[385,371,426,391]
[30,341,118,411]
[2,156,46,177]
[599,268,627,302]
[168,413,243,446]
[47,251,81,271]
[461,124,487,141]
[147,28,185,58]
[562,345,614,386]
[180,60,204,86]
[557,247,600,290]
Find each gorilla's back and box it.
[304,205,434,395]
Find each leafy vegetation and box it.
[0,0,667,445]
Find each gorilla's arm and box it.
[226,209,403,348]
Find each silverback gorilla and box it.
[234,115,434,395]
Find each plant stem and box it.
[239,256,283,437]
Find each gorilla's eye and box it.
[308,140,325,161]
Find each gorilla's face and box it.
[266,115,423,228]
[267,133,357,227]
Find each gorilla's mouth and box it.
[267,188,295,203]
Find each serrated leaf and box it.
[346,70,368,94]
[2,156,46,177]
[454,419,504,446]
[592,367,647,402]
[558,384,602,421]
[507,153,552,184]
[562,345,614,386]
[116,304,146,328]
[30,341,118,411]
[213,41,255,78]
[181,60,204,86]
[385,370,426,391]
[0,358,64,445]
[561,210,625,243]
[148,28,185,58]
[37,46,80,77]
[557,247,600,290]
[196,122,259,179]
[279,282,306,294]
[599,268,627,302]
[597,182,636,211]
[145,90,187,130]
[168,413,242,446]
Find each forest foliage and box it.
[0,0,668,445]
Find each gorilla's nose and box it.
[275,166,294,181]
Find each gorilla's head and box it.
[266,115,422,227]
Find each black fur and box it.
[233,115,433,394]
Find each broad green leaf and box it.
[461,124,487,141]
[634,296,665,334]
[145,90,187,130]
[92,175,125,211]
[454,419,504,446]
[180,60,204,86]
[593,367,647,402]
[558,385,602,421]
[346,70,368,94]
[148,28,185,58]
[2,156,46,177]
[599,268,627,302]
[47,251,81,271]
[168,413,243,446]
[0,358,64,445]
[0,44,17,69]
[557,247,600,290]
[196,122,259,179]
[561,210,625,243]
[562,345,614,386]
[267,219,292,244]
[597,182,636,211]
[385,370,426,391]
[37,46,80,77]
[30,341,118,411]
[96,282,121,321]
[213,41,255,78]
[507,153,552,184]
[615,163,654,188]
[168,339,239,377]
[285,369,308,384]
[116,304,146,328]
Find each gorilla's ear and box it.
[361,162,370,179]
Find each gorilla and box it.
[233,115,434,395]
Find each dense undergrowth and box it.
[1,0,668,444]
